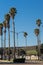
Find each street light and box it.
[16,31,24,47]
[10,31,24,56]
[16,31,28,56]
[10,31,28,57]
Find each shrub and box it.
[13,58,25,63]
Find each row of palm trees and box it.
[34,19,42,60]
[0,7,17,60]
[0,8,42,61]
[0,7,28,60]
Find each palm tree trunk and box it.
[38,27,41,57]
[1,35,3,48]
[26,37,27,47]
[0,29,3,48]
[8,27,10,61]
[37,35,40,60]
[12,19,15,59]
[4,28,6,60]
[1,34,3,59]
[16,33,19,56]
[17,33,18,48]
[24,37,27,49]
[24,37,27,58]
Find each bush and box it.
[13,58,25,63]
[40,49,43,54]
[26,50,37,55]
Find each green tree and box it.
[19,49,26,58]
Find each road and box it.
[0,64,43,65]
[0,60,43,65]
[0,61,43,65]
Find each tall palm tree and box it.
[34,28,40,60]
[36,19,41,43]
[36,19,42,59]
[0,23,3,59]
[5,14,10,60]
[36,19,41,27]
[0,23,3,47]
[24,32,28,47]
[3,20,7,60]
[9,7,17,59]
[34,29,39,36]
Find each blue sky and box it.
[0,0,43,47]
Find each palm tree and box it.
[24,32,28,47]
[0,23,3,47]
[0,23,3,59]
[3,20,7,59]
[34,28,40,60]
[9,7,17,59]
[36,19,41,41]
[36,19,42,59]
[36,19,41,27]
[5,14,10,60]
[34,29,39,36]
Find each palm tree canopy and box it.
[0,23,3,29]
[0,23,3,28]
[5,14,10,28]
[9,7,17,19]
[3,20,6,28]
[36,19,42,27]
[5,14,10,22]
[24,32,28,37]
[34,29,39,36]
